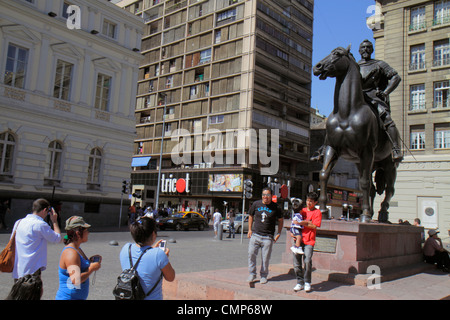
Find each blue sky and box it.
[311,0,376,116]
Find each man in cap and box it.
[12,198,62,280]
[423,229,449,272]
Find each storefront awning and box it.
[131,156,151,167]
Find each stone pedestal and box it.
[282,220,424,275]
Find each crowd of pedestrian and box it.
[2,198,175,300]
[1,192,448,300]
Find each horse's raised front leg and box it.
[319,146,338,220]
[358,150,375,223]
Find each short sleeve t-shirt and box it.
[300,208,322,246]
[248,200,283,237]
[119,243,169,300]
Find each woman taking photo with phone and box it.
[119,217,175,300]
[55,216,102,300]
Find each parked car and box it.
[157,211,208,231]
[221,214,249,233]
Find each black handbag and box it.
[113,244,162,300]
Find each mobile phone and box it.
[91,256,101,262]
[47,207,53,215]
[159,240,166,251]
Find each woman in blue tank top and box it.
[55,216,101,300]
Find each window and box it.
[410,6,426,31]
[434,0,450,25]
[87,148,102,186]
[53,60,73,100]
[209,115,224,124]
[4,43,29,89]
[410,44,426,70]
[190,85,198,99]
[216,8,237,25]
[410,128,425,150]
[433,40,450,67]
[410,84,426,110]
[102,20,117,39]
[434,80,450,108]
[95,73,111,111]
[166,75,173,88]
[0,132,15,176]
[45,141,63,180]
[215,30,222,44]
[199,49,211,64]
[434,124,450,149]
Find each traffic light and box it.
[122,180,129,194]
[244,179,253,199]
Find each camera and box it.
[159,240,166,251]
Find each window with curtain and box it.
[87,148,102,186]
[45,141,63,180]
[0,132,15,176]
[95,73,111,111]
[434,80,449,108]
[4,43,29,89]
[433,40,450,67]
[434,124,450,149]
[53,60,73,100]
[410,130,425,150]
[410,84,426,110]
[410,44,426,70]
[434,0,450,25]
[410,6,426,31]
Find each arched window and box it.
[45,140,63,180]
[0,131,15,176]
[87,148,102,186]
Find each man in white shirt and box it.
[12,198,62,280]
[213,209,222,238]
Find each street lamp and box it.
[155,93,167,210]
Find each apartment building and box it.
[371,0,449,231]
[0,0,143,227]
[116,0,313,213]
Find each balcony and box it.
[432,57,450,68]
[409,22,427,32]
[432,14,450,26]
[409,61,426,71]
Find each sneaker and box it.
[290,246,296,253]
[247,274,256,283]
[304,283,311,292]
[293,284,303,292]
[294,247,304,255]
[260,277,268,284]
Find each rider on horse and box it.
[312,40,404,163]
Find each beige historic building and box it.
[371,0,449,231]
[116,0,314,213]
[0,0,143,227]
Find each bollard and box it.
[218,223,223,240]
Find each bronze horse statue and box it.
[313,46,398,223]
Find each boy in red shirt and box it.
[291,192,322,293]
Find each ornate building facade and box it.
[371,0,450,231]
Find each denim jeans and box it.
[248,233,274,278]
[293,244,314,284]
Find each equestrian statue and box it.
[311,40,403,223]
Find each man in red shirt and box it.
[291,192,322,293]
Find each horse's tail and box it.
[374,168,385,195]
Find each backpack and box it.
[113,244,162,300]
